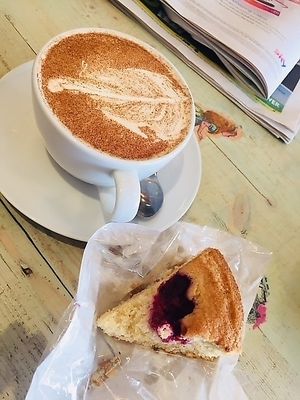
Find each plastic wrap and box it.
[26,222,272,400]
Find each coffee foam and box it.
[47,68,189,141]
[39,32,193,160]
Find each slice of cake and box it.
[97,248,244,360]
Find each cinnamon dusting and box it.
[40,32,193,160]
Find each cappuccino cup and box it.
[32,28,195,222]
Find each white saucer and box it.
[0,61,201,241]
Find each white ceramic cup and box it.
[32,28,195,223]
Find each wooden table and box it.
[0,1,300,399]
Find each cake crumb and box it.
[90,356,121,387]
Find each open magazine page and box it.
[111,0,300,142]
[158,4,267,96]
[163,0,300,98]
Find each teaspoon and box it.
[137,173,164,219]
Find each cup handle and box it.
[110,170,140,222]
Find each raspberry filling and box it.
[149,273,195,343]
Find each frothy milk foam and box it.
[38,31,193,160]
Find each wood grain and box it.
[1,196,85,296]
[239,327,300,400]
[0,200,71,399]
[0,13,34,77]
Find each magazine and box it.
[111,0,300,142]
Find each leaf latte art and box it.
[48,68,189,141]
[39,32,193,160]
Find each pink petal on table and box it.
[253,304,267,329]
